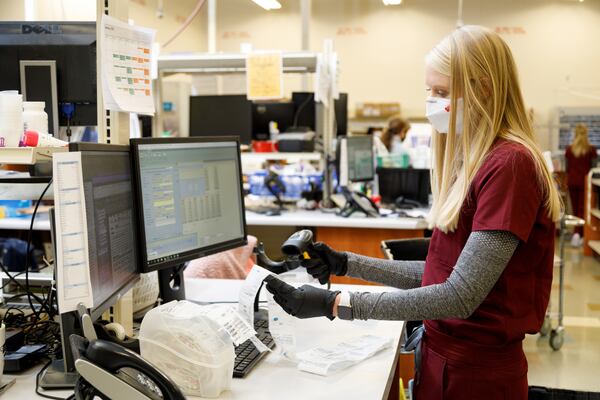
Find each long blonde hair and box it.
[426,25,561,232]
[570,123,592,157]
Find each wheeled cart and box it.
[539,214,585,351]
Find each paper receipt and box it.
[202,304,258,347]
[296,335,393,376]
[238,265,273,325]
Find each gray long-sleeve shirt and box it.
[343,230,519,321]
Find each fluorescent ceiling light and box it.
[383,0,402,5]
[251,0,282,10]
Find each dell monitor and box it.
[189,95,252,145]
[0,22,97,134]
[130,137,248,302]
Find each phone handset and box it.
[339,187,380,218]
[70,335,186,400]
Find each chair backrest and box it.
[381,238,430,261]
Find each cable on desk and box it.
[25,179,55,320]
[0,261,47,306]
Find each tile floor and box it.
[524,244,600,393]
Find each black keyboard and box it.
[233,318,275,378]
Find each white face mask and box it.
[425,96,463,134]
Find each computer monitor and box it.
[377,168,431,207]
[69,143,140,321]
[130,137,248,301]
[291,92,348,136]
[44,143,139,388]
[0,22,97,133]
[189,95,252,145]
[339,136,375,185]
[252,101,295,140]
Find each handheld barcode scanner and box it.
[254,229,314,274]
[281,229,314,260]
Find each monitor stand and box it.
[158,264,187,303]
[40,208,79,389]
[38,358,79,389]
[38,311,80,389]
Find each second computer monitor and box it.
[346,135,375,182]
[189,95,252,145]
[131,137,248,273]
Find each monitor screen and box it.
[73,144,139,317]
[347,136,375,182]
[291,92,348,136]
[131,138,247,272]
[252,102,295,140]
[377,168,431,206]
[0,22,97,127]
[189,95,252,145]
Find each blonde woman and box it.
[265,26,560,400]
[565,123,597,245]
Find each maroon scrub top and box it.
[565,145,597,188]
[416,139,555,399]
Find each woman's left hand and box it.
[264,275,340,320]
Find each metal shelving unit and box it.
[156,47,339,205]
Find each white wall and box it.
[2,0,599,149]
[209,0,600,150]
[0,0,95,20]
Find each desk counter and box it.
[8,280,404,400]
[246,209,428,230]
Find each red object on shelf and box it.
[252,140,278,153]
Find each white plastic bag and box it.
[139,301,235,398]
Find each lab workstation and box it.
[1,1,600,399]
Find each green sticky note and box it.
[128,78,133,84]
[129,89,134,95]
[127,67,132,74]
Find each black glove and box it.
[302,242,348,284]
[264,275,340,320]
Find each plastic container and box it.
[139,301,234,398]
[22,102,48,134]
[22,130,68,147]
[252,140,278,153]
[0,91,23,147]
[248,170,269,196]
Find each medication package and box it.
[296,334,393,376]
[139,300,260,398]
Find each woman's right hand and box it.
[302,242,348,284]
